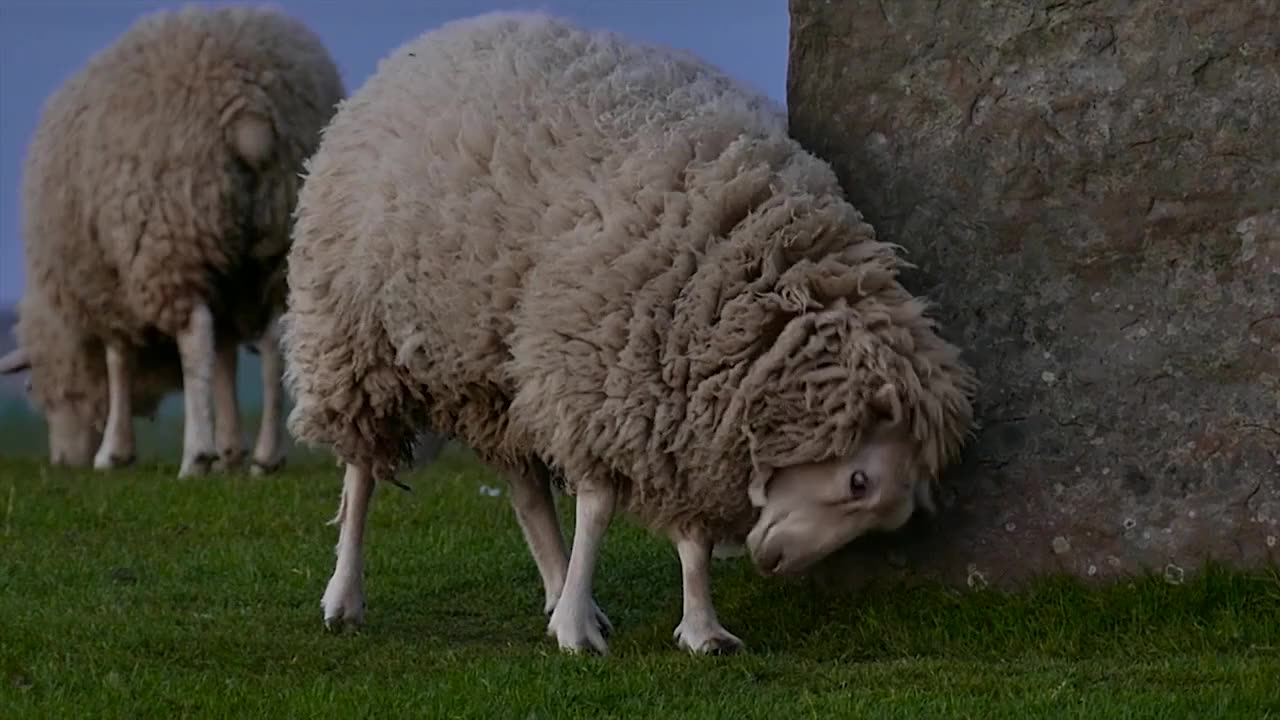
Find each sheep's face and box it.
[42,401,103,467]
[1,342,106,468]
[745,422,922,577]
[1,297,114,466]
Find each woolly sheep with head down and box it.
[282,12,978,655]
[0,4,345,477]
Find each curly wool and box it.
[15,4,344,420]
[283,11,977,541]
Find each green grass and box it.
[0,412,1278,719]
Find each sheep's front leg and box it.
[546,482,615,655]
[212,339,245,472]
[670,529,743,655]
[322,463,374,630]
[93,343,136,469]
[506,465,612,637]
[176,303,218,477]
[250,318,287,475]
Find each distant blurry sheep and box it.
[0,5,345,476]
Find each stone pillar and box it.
[787,0,1279,589]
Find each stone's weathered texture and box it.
[787,0,1279,589]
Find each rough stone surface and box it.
[787,0,1279,590]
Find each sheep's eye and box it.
[849,470,869,499]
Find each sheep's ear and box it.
[748,465,774,507]
[0,347,30,374]
[868,382,902,424]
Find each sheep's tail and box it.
[224,107,275,170]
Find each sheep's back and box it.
[283,11,798,485]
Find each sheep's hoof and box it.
[213,448,247,473]
[545,597,613,638]
[673,618,744,656]
[322,612,364,634]
[178,452,218,478]
[321,575,365,632]
[92,452,136,470]
[250,456,287,476]
[547,601,609,655]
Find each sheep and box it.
[0,4,345,477]
[281,11,978,655]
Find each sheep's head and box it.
[0,298,181,466]
[710,289,976,577]
[744,418,925,576]
[1,299,107,466]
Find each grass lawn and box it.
[0,412,1278,718]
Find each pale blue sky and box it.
[0,0,789,305]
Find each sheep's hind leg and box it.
[670,529,743,655]
[505,463,612,637]
[322,463,375,630]
[249,318,287,475]
[546,482,615,655]
[176,303,218,477]
[212,338,246,472]
[93,343,136,469]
